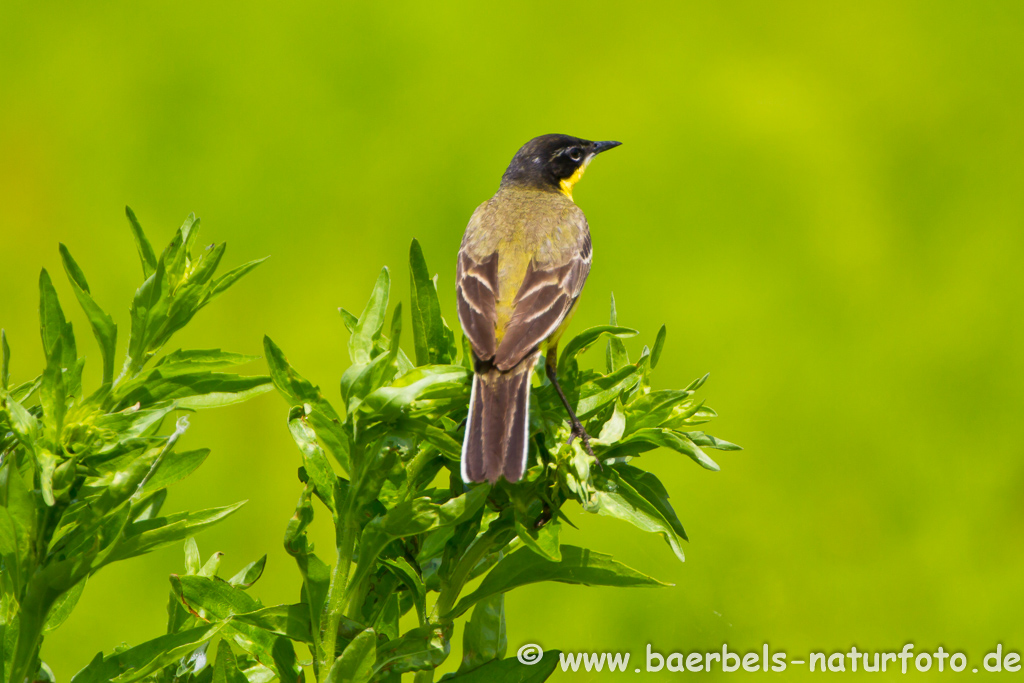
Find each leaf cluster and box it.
[0,209,269,683]
[72,539,279,683]
[128,240,738,683]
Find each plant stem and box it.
[401,446,436,503]
[319,517,357,682]
[8,581,55,683]
[434,519,512,621]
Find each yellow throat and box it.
[558,156,592,201]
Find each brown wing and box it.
[456,250,499,362]
[493,233,591,371]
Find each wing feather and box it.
[456,251,499,361]
[458,197,591,370]
[494,252,589,371]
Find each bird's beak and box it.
[592,140,622,154]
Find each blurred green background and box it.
[2,1,1023,679]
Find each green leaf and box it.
[107,501,246,564]
[393,418,463,460]
[174,641,212,679]
[1,462,36,587]
[155,349,260,371]
[605,294,629,373]
[576,359,645,417]
[84,416,188,515]
[446,545,669,618]
[686,372,709,392]
[373,623,451,678]
[383,557,427,625]
[39,267,80,406]
[131,489,167,523]
[622,389,701,433]
[459,594,506,673]
[122,216,266,377]
[283,483,332,638]
[593,466,687,563]
[39,336,66,440]
[672,405,718,428]
[437,483,490,527]
[603,428,721,470]
[341,304,404,411]
[4,398,40,450]
[262,337,318,405]
[263,336,350,473]
[444,651,561,683]
[201,547,225,576]
[349,267,391,364]
[370,592,400,642]
[0,507,24,594]
[327,628,376,683]
[231,604,312,644]
[339,307,359,332]
[409,239,454,365]
[125,256,169,373]
[143,449,211,493]
[228,555,268,589]
[168,240,225,312]
[125,205,158,278]
[184,538,202,574]
[514,518,561,563]
[359,365,469,419]
[595,400,626,445]
[618,465,687,540]
[373,496,440,538]
[1,329,9,390]
[350,498,439,600]
[70,624,224,683]
[263,337,334,411]
[9,376,40,403]
[36,449,59,506]
[171,575,301,682]
[558,325,637,376]
[212,644,248,683]
[510,475,561,561]
[172,574,262,620]
[203,257,268,307]
[162,213,199,283]
[650,325,667,369]
[35,662,57,683]
[685,431,742,451]
[60,243,118,384]
[287,405,336,513]
[90,397,173,437]
[115,371,272,411]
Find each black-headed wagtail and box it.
[457,134,621,484]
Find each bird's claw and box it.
[567,420,601,468]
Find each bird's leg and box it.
[544,347,597,461]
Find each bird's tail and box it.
[461,351,540,484]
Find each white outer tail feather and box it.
[460,373,479,484]
[460,358,536,484]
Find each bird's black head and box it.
[500,134,621,198]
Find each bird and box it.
[457,134,621,484]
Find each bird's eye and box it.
[567,147,582,162]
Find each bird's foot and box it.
[567,420,601,467]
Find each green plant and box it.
[50,239,738,683]
[0,208,270,683]
[71,538,279,683]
